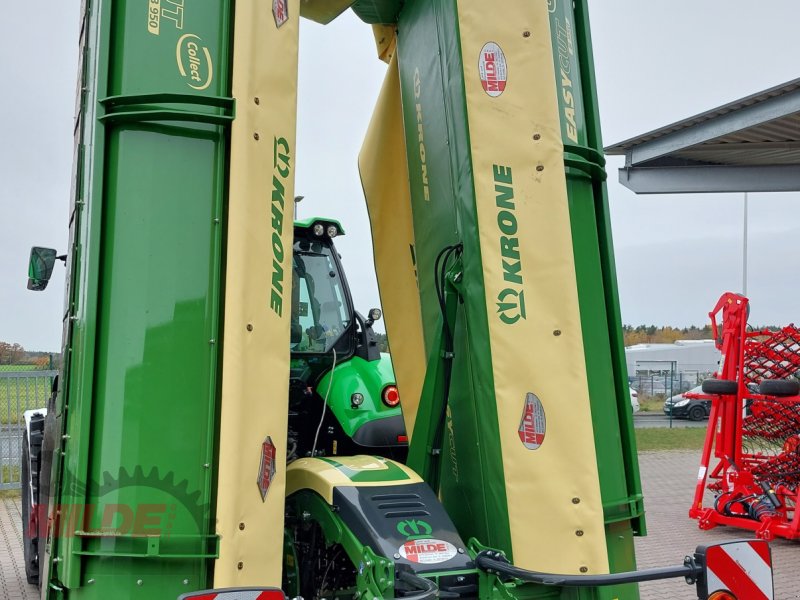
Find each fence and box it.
[629,372,710,397]
[0,370,57,490]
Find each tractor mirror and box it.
[27,247,57,291]
[695,539,773,600]
[178,588,286,600]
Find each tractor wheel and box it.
[702,379,738,395]
[688,405,707,422]
[21,431,39,585]
[759,379,800,397]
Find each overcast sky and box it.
[2,1,799,352]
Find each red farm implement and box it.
[689,292,800,540]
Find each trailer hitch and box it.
[475,538,774,599]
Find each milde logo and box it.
[270,137,291,317]
[493,164,526,325]
[176,33,213,91]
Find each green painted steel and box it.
[316,354,401,437]
[546,2,643,596]
[45,0,233,597]
[397,0,513,558]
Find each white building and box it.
[626,340,721,393]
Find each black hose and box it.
[395,570,439,600]
[430,244,462,491]
[475,553,701,587]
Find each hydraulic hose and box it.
[395,570,439,600]
[475,552,701,587]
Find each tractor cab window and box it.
[290,239,352,354]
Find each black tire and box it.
[688,404,707,421]
[21,431,39,585]
[759,379,800,397]
[702,379,738,395]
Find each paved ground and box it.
[0,494,36,600]
[635,451,798,599]
[1,452,797,599]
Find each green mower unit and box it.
[18,1,772,599]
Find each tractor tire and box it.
[702,379,738,395]
[688,405,707,422]
[21,430,39,585]
[759,379,800,397]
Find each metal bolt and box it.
[214,218,220,224]
[536,164,545,172]
[457,547,465,554]
[237,562,244,570]
[533,133,541,140]
[254,97,260,105]
[553,330,562,336]
[253,133,260,141]
[523,30,531,38]
[301,511,311,521]
[579,566,588,573]
[393,553,401,559]
[246,324,254,332]
[575,530,584,537]
[203,463,210,468]
[572,497,580,504]
[456,576,466,583]
[183,579,190,585]
[239,522,246,530]
[87,578,95,584]
[137,579,143,586]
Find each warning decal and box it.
[478,42,508,97]
[398,538,458,565]
[518,392,546,450]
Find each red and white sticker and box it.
[478,42,508,97]
[704,540,774,600]
[257,436,277,501]
[273,0,289,28]
[398,539,457,565]
[518,392,546,450]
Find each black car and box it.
[663,385,710,421]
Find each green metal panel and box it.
[546,1,644,593]
[397,0,513,557]
[47,0,233,598]
[316,354,401,437]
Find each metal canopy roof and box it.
[605,78,800,193]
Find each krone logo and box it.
[496,287,526,325]
[176,34,214,91]
[548,0,558,13]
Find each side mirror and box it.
[27,247,58,291]
[178,588,286,600]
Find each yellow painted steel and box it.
[215,0,300,587]
[456,0,609,574]
[286,456,423,504]
[359,52,426,438]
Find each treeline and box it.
[0,341,58,367]
[622,324,785,346]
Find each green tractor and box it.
[287,217,407,462]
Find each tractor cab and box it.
[287,218,407,462]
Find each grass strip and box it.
[635,427,707,451]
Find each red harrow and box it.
[689,292,800,540]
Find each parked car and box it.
[663,385,709,421]
[629,387,640,412]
